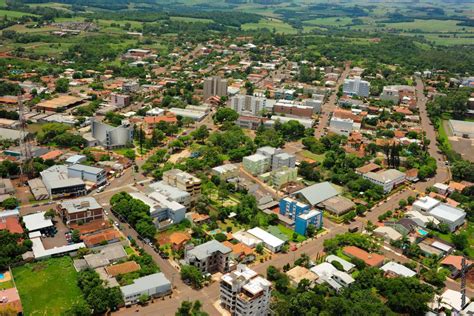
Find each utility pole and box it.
[461,256,467,310]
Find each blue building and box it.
[295,210,323,236]
[279,197,310,219]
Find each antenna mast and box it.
[18,94,32,183]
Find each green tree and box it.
[256,243,264,255]
[2,197,19,210]
[55,78,69,93]
[214,108,239,124]
[180,265,203,289]
[175,300,208,316]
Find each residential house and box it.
[342,246,385,267]
[286,265,318,287]
[381,261,416,278]
[440,255,472,278]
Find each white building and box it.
[231,95,267,116]
[120,273,172,304]
[381,262,416,277]
[91,119,133,149]
[428,204,466,232]
[184,240,231,273]
[67,164,107,186]
[343,76,370,97]
[220,265,271,316]
[212,164,239,180]
[329,117,355,136]
[247,227,285,252]
[412,196,440,213]
[362,169,406,193]
[303,99,323,113]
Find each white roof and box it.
[233,231,262,248]
[373,226,402,240]
[429,203,466,223]
[32,237,85,259]
[310,262,337,280]
[439,289,468,312]
[381,261,416,277]
[405,210,439,226]
[244,153,268,162]
[297,209,321,220]
[325,255,355,272]
[413,196,440,211]
[129,192,159,210]
[243,276,271,295]
[23,212,53,231]
[332,270,355,284]
[434,183,449,191]
[431,241,452,252]
[247,227,284,248]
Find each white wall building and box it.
[362,169,406,193]
[91,119,133,149]
[220,265,272,316]
[247,227,285,252]
[231,95,267,116]
[343,76,370,97]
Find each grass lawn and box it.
[301,150,325,162]
[276,224,306,242]
[304,17,353,27]
[0,280,14,290]
[13,257,86,316]
[336,249,352,262]
[242,18,296,34]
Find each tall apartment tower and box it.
[162,169,201,204]
[203,76,228,100]
[220,265,272,316]
[231,94,266,116]
[343,76,370,97]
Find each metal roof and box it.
[187,240,231,261]
[429,203,466,223]
[294,182,339,206]
[120,272,171,297]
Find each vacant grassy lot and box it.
[304,17,353,27]
[242,18,296,34]
[170,16,213,23]
[384,19,473,33]
[301,150,325,162]
[13,257,85,316]
[0,9,38,18]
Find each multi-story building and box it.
[220,265,272,316]
[273,100,314,118]
[67,164,107,187]
[343,76,370,97]
[57,197,103,225]
[271,152,296,171]
[212,164,239,180]
[242,154,270,176]
[162,169,201,204]
[203,76,228,100]
[122,81,139,93]
[303,99,323,114]
[110,93,131,108]
[279,197,311,219]
[274,88,296,100]
[270,167,297,188]
[295,210,323,235]
[184,240,231,273]
[91,119,133,149]
[40,165,86,198]
[362,169,406,193]
[129,192,186,228]
[149,181,191,207]
[231,95,266,116]
[329,117,355,136]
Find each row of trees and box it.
[110,192,156,241]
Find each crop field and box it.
[242,18,297,34]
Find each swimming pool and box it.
[418,228,428,236]
[0,273,4,280]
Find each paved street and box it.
[314,63,351,139]
[111,78,464,315]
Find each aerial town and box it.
[0,0,473,315]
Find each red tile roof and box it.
[441,255,473,271]
[144,115,177,124]
[40,150,63,161]
[342,246,384,267]
[105,261,141,276]
[82,229,120,247]
[0,288,22,313]
[0,217,24,234]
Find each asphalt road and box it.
[314,63,351,139]
[111,78,463,315]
